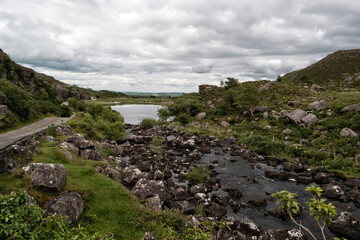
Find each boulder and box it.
[308,100,327,111]
[204,202,227,218]
[169,201,195,214]
[286,109,308,124]
[60,149,73,160]
[0,156,17,173]
[123,167,145,188]
[288,101,301,107]
[311,84,324,92]
[146,194,162,211]
[196,112,206,120]
[321,184,348,202]
[65,134,94,149]
[341,103,360,112]
[300,113,318,126]
[173,187,189,201]
[189,184,206,195]
[259,229,307,240]
[45,191,84,224]
[56,125,73,135]
[0,105,8,115]
[282,128,292,135]
[259,82,272,92]
[340,128,358,138]
[103,166,122,184]
[60,142,79,155]
[232,220,264,237]
[23,163,66,191]
[80,149,104,161]
[131,179,169,202]
[329,211,360,240]
[0,91,7,104]
[255,106,269,113]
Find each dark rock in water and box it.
[329,211,360,240]
[189,184,206,195]
[265,171,295,180]
[259,228,307,240]
[283,162,304,172]
[169,201,195,214]
[268,207,302,220]
[46,191,84,224]
[348,188,360,207]
[248,197,267,207]
[232,220,264,237]
[345,177,360,188]
[321,184,349,202]
[229,199,240,212]
[224,188,243,200]
[23,163,66,191]
[173,187,189,201]
[211,193,228,206]
[313,172,335,184]
[204,202,227,218]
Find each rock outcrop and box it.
[341,103,360,112]
[329,211,360,240]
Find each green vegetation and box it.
[272,184,337,240]
[68,101,125,141]
[0,192,111,239]
[150,137,165,154]
[140,118,159,129]
[187,166,211,183]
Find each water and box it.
[199,148,360,239]
[111,104,162,124]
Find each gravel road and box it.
[0,115,74,149]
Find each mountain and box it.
[282,49,360,88]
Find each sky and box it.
[1,0,359,92]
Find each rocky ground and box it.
[1,124,360,240]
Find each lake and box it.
[111,104,162,124]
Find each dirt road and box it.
[0,115,74,149]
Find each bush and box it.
[0,192,112,239]
[60,105,72,117]
[140,118,158,129]
[187,166,211,183]
[46,124,58,137]
[67,97,78,108]
[175,113,190,126]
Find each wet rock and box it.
[224,188,243,200]
[259,229,307,240]
[268,207,302,220]
[283,162,304,172]
[345,177,360,188]
[329,211,360,240]
[173,187,189,201]
[229,199,240,212]
[204,202,227,218]
[131,179,169,202]
[313,172,335,184]
[65,134,94,149]
[45,191,84,224]
[170,201,195,214]
[196,112,206,120]
[340,128,358,138]
[220,137,236,147]
[23,163,66,191]
[341,103,360,112]
[321,184,348,202]
[308,100,327,111]
[232,220,264,237]
[189,184,206,195]
[248,197,267,207]
[265,171,295,180]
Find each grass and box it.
[0,141,189,239]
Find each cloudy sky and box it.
[1,0,359,92]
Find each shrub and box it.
[187,166,211,183]
[67,97,78,108]
[60,105,72,117]
[140,118,158,129]
[46,124,58,137]
[175,113,190,126]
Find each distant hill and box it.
[282,49,360,88]
[124,92,184,97]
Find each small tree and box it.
[271,184,337,240]
[224,77,239,90]
[235,85,259,116]
[276,75,282,82]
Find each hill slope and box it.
[282,49,360,88]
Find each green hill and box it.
[282,49,360,88]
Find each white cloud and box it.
[1,0,359,92]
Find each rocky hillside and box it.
[282,49,360,88]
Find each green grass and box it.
[0,141,189,239]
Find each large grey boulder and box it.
[311,84,324,92]
[287,109,307,124]
[301,113,318,126]
[65,134,94,149]
[340,128,358,138]
[80,149,104,161]
[341,103,360,112]
[131,179,169,202]
[0,91,7,104]
[329,211,360,240]
[259,82,272,92]
[0,105,8,115]
[23,163,66,191]
[45,191,84,224]
[60,142,79,155]
[308,100,327,111]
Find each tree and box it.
[276,75,282,82]
[235,84,259,116]
[223,77,239,89]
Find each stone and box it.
[300,113,318,126]
[259,229,307,240]
[341,103,360,112]
[321,184,348,202]
[311,84,324,92]
[65,134,94,149]
[344,177,360,188]
[147,194,162,211]
[80,149,104,161]
[23,163,66,191]
[340,128,358,138]
[204,202,227,218]
[0,156,17,173]
[220,121,230,127]
[103,166,122,184]
[142,232,155,240]
[255,106,269,113]
[170,201,195,214]
[329,211,360,240]
[56,125,73,135]
[308,100,327,111]
[263,125,272,130]
[189,184,206,195]
[173,187,189,201]
[263,112,269,119]
[248,197,267,207]
[60,142,79,155]
[45,191,84,224]
[232,220,264,237]
[286,109,307,124]
[45,136,56,142]
[259,82,272,92]
[219,137,236,147]
[196,112,206,120]
[282,128,292,135]
[0,105,8,115]
[60,149,73,160]
[131,179,169,202]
